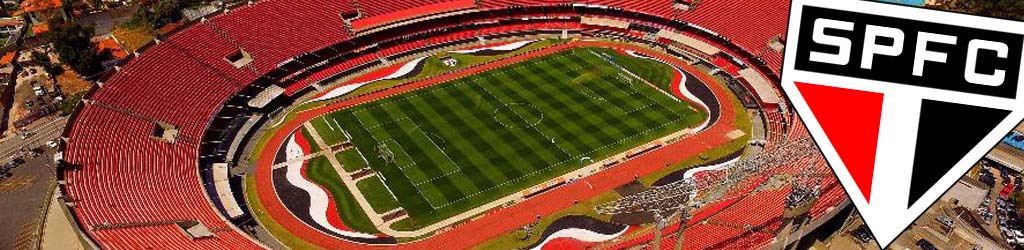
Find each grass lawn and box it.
[312,47,706,230]
[304,156,379,233]
[612,52,677,91]
[356,177,403,214]
[308,116,349,146]
[337,150,369,172]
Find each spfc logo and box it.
[781,0,1024,246]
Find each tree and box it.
[938,0,1024,21]
[31,51,63,79]
[130,0,185,29]
[46,17,109,78]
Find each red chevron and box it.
[794,82,884,202]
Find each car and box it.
[32,86,45,96]
[981,175,997,187]
[936,215,955,229]
[46,140,58,148]
[916,239,938,250]
[1014,230,1024,243]
[852,225,873,243]
[11,158,24,165]
[18,131,34,140]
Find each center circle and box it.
[493,103,544,128]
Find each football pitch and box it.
[311,47,706,226]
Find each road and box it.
[0,116,66,162]
[0,138,59,249]
[0,115,67,249]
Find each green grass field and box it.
[357,177,403,214]
[614,53,676,91]
[337,150,368,172]
[304,157,379,233]
[311,47,706,229]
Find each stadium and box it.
[53,0,851,249]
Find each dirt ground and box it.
[55,66,91,94]
[111,24,154,52]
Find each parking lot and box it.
[889,161,1018,250]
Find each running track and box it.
[253,41,741,249]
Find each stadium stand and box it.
[763,50,784,75]
[709,186,791,232]
[58,0,808,248]
[578,0,675,17]
[64,105,260,248]
[660,224,775,250]
[676,0,788,60]
[350,0,477,31]
[595,99,842,250]
[90,43,244,138]
[762,107,788,143]
[205,0,354,72]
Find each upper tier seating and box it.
[206,0,353,73]
[482,0,572,9]
[677,0,788,61]
[351,0,477,30]
[355,0,457,17]
[578,0,675,17]
[91,40,244,139]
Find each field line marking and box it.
[476,81,572,159]
[353,113,380,141]
[378,138,443,209]
[409,121,465,187]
